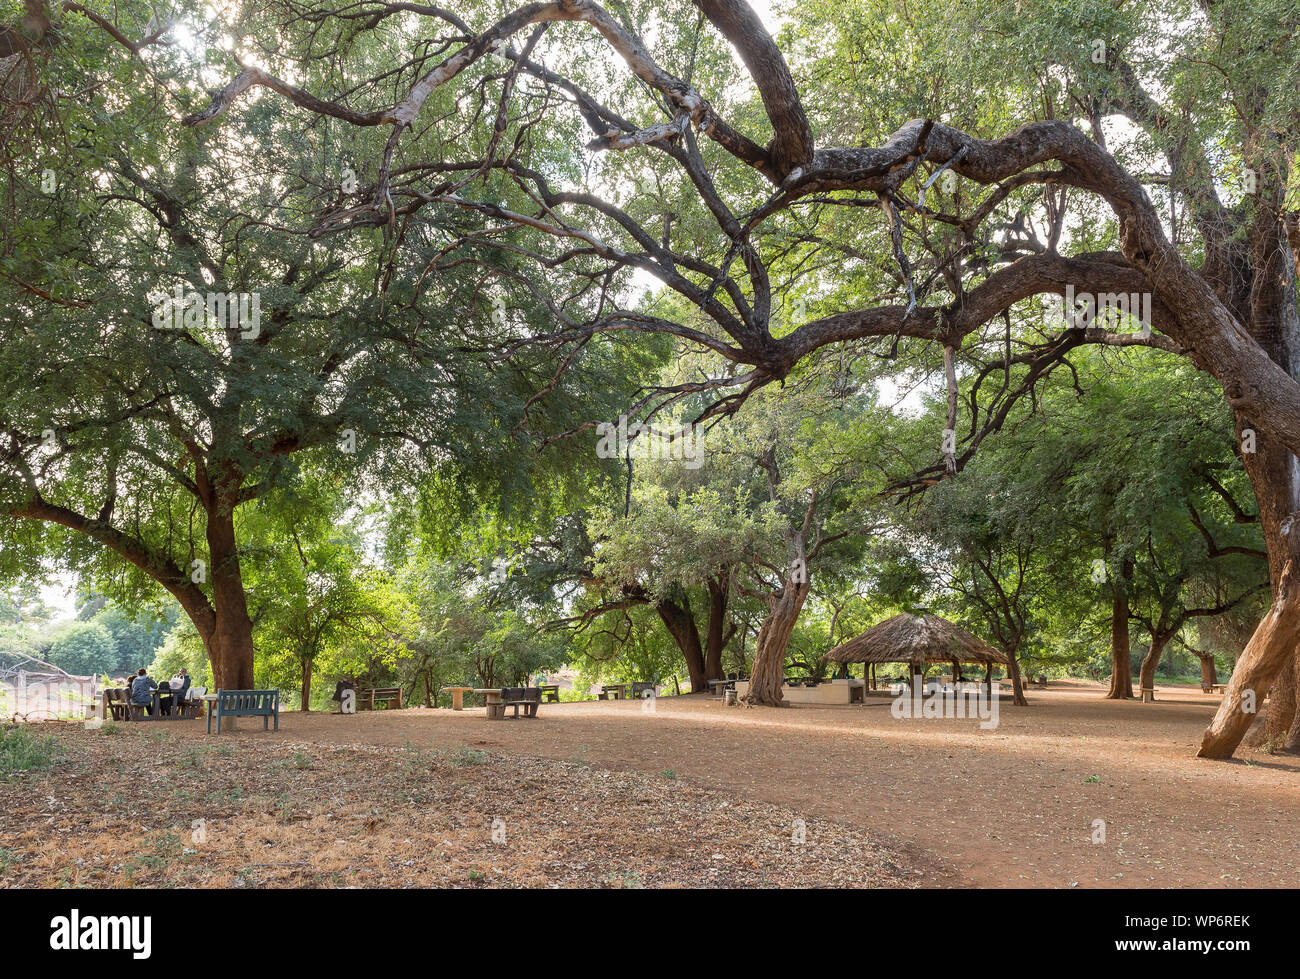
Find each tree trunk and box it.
[1285,655,1300,750]
[1262,634,1300,750]
[1200,560,1300,757]
[1138,632,1172,698]
[300,655,312,711]
[1198,653,1218,688]
[1003,640,1028,707]
[205,501,256,690]
[744,579,810,706]
[704,576,730,682]
[656,597,708,694]
[1201,432,1300,751]
[1200,208,1300,754]
[1106,559,1134,699]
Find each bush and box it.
[0,725,64,774]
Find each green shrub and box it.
[0,725,65,775]
[451,747,490,767]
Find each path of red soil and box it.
[170,683,1300,887]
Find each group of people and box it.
[118,668,192,716]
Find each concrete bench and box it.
[497,687,541,719]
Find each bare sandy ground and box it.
[164,682,1300,888]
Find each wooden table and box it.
[707,679,734,698]
[105,686,180,720]
[602,683,630,700]
[441,686,475,711]
[473,688,504,719]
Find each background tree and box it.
[45,621,118,677]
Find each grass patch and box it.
[122,832,182,882]
[451,747,490,767]
[0,725,65,775]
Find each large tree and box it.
[0,2,627,689]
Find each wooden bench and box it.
[207,689,280,733]
[358,687,403,710]
[103,688,131,721]
[498,687,541,719]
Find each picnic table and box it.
[707,678,733,697]
[441,686,475,710]
[103,685,187,721]
[474,688,544,719]
[600,683,630,700]
[498,687,541,719]
[538,684,560,703]
[474,688,504,719]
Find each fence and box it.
[0,670,101,722]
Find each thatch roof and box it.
[822,613,1007,665]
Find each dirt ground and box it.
[142,681,1300,888]
[7,681,1298,888]
[0,725,930,888]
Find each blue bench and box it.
[207,689,280,734]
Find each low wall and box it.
[733,678,863,705]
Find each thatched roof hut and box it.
[823,613,1007,675]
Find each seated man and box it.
[129,669,157,715]
[157,679,173,716]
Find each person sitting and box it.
[157,679,173,716]
[129,669,157,716]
